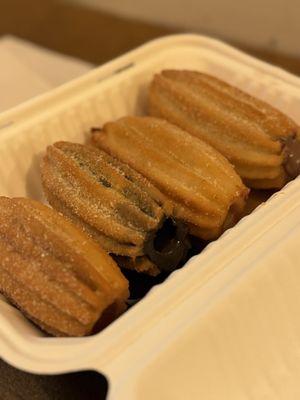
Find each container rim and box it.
[0,33,300,376]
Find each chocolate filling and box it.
[144,218,190,272]
[283,135,300,179]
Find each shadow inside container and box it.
[123,235,208,304]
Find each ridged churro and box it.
[91,116,249,240]
[148,70,300,188]
[41,142,190,274]
[0,197,129,337]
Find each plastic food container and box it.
[0,34,300,399]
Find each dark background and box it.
[1,0,300,398]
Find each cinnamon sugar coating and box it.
[148,70,300,188]
[91,116,249,240]
[41,142,171,274]
[0,197,129,337]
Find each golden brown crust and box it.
[41,142,164,260]
[91,116,249,240]
[148,70,300,188]
[0,197,129,337]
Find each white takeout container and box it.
[0,34,300,399]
